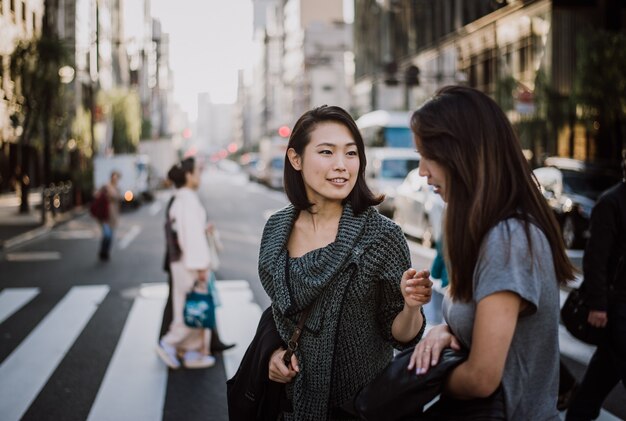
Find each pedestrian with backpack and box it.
[91,171,121,261]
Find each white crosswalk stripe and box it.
[88,286,168,421]
[0,287,39,324]
[214,280,263,379]
[0,285,109,421]
[0,280,622,421]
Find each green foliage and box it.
[575,30,626,119]
[574,30,626,160]
[141,118,152,140]
[495,75,516,112]
[71,106,93,158]
[100,89,142,153]
[9,36,69,145]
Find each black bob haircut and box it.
[283,105,383,214]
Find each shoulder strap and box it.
[282,306,313,367]
[165,196,175,220]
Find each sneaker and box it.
[183,351,216,369]
[156,340,181,369]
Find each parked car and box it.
[393,168,445,248]
[533,157,621,249]
[240,153,262,182]
[365,148,420,217]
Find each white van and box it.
[365,148,420,217]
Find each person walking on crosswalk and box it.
[94,170,121,261]
[257,105,432,420]
[156,157,216,369]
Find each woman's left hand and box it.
[401,268,433,308]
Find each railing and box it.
[42,181,74,221]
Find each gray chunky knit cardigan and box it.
[258,203,425,421]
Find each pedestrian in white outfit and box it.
[156,157,215,369]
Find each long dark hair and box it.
[283,105,382,214]
[167,157,195,188]
[410,86,574,301]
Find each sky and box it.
[147,0,255,121]
[129,0,354,122]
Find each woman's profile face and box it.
[186,165,201,189]
[415,137,448,202]
[288,121,360,205]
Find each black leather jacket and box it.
[582,181,626,310]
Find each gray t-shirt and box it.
[442,219,560,421]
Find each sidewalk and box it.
[0,190,84,250]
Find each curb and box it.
[0,207,87,252]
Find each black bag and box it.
[227,307,289,421]
[561,287,606,345]
[343,347,468,421]
[164,197,182,264]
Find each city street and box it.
[0,166,624,421]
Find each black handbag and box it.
[227,306,311,420]
[561,287,605,345]
[342,347,468,421]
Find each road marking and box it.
[149,201,162,216]
[0,285,109,421]
[215,280,263,380]
[117,225,141,250]
[219,230,260,245]
[0,288,40,324]
[407,239,436,259]
[52,229,97,240]
[566,249,584,259]
[88,285,167,421]
[5,251,61,261]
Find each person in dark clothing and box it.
[566,151,626,420]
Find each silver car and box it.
[393,168,445,248]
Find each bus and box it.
[355,110,413,149]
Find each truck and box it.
[93,154,154,207]
[138,139,179,188]
[258,136,288,189]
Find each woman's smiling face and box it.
[287,121,360,205]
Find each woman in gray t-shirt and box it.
[406,86,576,420]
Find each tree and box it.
[9,36,67,213]
[100,89,142,154]
[575,30,626,162]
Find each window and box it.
[519,44,529,73]
[22,2,26,24]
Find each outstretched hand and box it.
[401,268,433,308]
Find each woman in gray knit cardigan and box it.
[259,105,432,420]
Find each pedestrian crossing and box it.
[0,281,262,421]
[0,281,622,421]
[0,285,109,420]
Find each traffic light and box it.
[278,126,291,138]
[405,65,420,86]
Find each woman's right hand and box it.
[197,269,208,282]
[268,347,299,383]
[408,324,461,375]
